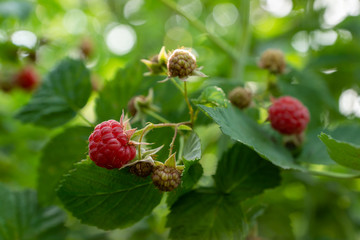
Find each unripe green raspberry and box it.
[167,49,197,79]
[258,49,286,74]
[129,161,154,178]
[151,164,182,192]
[228,87,252,109]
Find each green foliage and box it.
[57,160,163,230]
[182,131,202,161]
[0,184,67,240]
[214,143,281,202]
[38,126,92,204]
[167,189,245,240]
[193,86,228,108]
[319,133,360,170]
[200,105,303,170]
[16,59,91,127]
[1,0,360,239]
[95,64,144,123]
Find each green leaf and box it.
[182,131,201,161]
[319,133,360,170]
[38,126,92,204]
[214,143,281,201]
[297,125,360,165]
[57,160,163,230]
[16,58,91,128]
[167,160,203,206]
[0,184,67,240]
[95,65,143,122]
[193,86,228,108]
[199,105,303,170]
[167,189,246,240]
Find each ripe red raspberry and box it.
[88,119,136,169]
[268,96,310,135]
[15,67,39,91]
[167,49,197,79]
[151,164,182,192]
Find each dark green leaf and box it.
[199,105,303,170]
[167,189,246,240]
[214,143,281,201]
[0,184,67,240]
[57,160,163,230]
[319,133,360,170]
[38,126,92,204]
[95,65,143,122]
[182,131,201,161]
[15,58,91,127]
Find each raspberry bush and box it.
[1,1,360,240]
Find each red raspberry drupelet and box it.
[88,120,136,169]
[268,96,310,135]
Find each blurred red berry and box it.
[268,96,310,135]
[15,67,39,91]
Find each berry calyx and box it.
[151,164,182,192]
[129,161,154,178]
[88,115,137,169]
[127,95,147,117]
[15,67,39,91]
[167,49,197,79]
[258,49,286,74]
[268,96,310,135]
[228,87,252,109]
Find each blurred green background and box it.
[1,0,360,239]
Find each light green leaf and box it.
[0,184,67,240]
[193,86,228,108]
[214,143,281,201]
[167,189,245,240]
[38,126,92,204]
[57,160,163,230]
[199,105,303,170]
[16,58,91,128]
[182,131,201,161]
[319,133,360,170]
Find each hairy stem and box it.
[137,122,191,159]
[184,81,194,126]
[169,126,179,156]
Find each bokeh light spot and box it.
[212,3,238,27]
[106,25,137,55]
[11,30,37,49]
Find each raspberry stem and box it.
[137,122,191,159]
[142,108,170,123]
[184,81,194,126]
[169,126,179,157]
